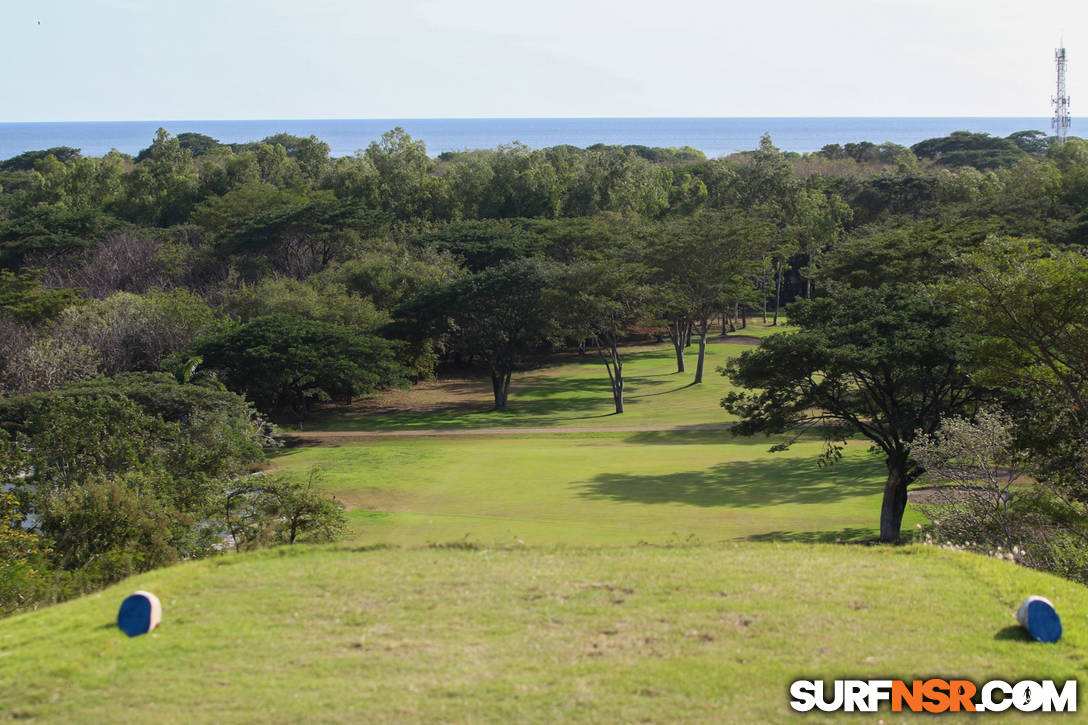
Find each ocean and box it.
[0,117,1056,161]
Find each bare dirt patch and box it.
[348,378,495,416]
[908,485,1012,506]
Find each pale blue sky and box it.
[2,0,1085,121]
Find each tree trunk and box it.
[693,319,709,384]
[879,458,911,543]
[593,330,624,414]
[667,318,686,373]
[773,259,783,326]
[490,370,509,409]
[609,335,624,413]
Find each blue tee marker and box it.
[1016,596,1062,643]
[117,591,162,637]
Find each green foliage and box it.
[0,269,81,323]
[723,284,981,541]
[333,245,461,310]
[116,129,200,226]
[0,379,274,612]
[175,132,222,157]
[194,314,407,418]
[224,469,346,550]
[394,258,558,408]
[223,275,388,331]
[364,127,437,219]
[0,489,48,616]
[408,219,542,271]
[0,147,81,172]
[0,205,123,268]
[219,193,384,278]
[911,130,1026,170]
[1006,130,1050,156]
[38,478,178,576]
[49,289,220,376]
[952,239,1088,518]
[190,181,306,235]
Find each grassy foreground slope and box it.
[2,544,1085,723]
[272,432,924,545]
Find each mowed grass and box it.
[2,544,1085,724]
[302,324,789,432]
[271,431,922,545]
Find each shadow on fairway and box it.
[574,456,879,507]
[742,527,876,543]
[309,374,697,431]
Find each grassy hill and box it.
[2,544,1084,723]
[6,326,1083,722]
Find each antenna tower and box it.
[1053,44,1071,144]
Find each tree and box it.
[0,206,123,268]
[911,131,1026,170]
[553,260,649,414]
[722,284,980,542]
[220,194,383,278]
[5,392,263,583]
[952,239,1088,514]
[117,128,200,225]
[194,314,407,418]
[394,258,556,409]
[364,127,436,219]
[223,469,346,551]
[0,269,81,323]
[0,489,47,616]
[646,213,762,382]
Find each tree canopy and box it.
[723,284,981,541]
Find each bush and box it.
[0,492,49,616]
[912,408,1088,583]
[223,470,347,551]
[39,479,178,579]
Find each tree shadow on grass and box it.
[312,374,698,430]
[624,428,854,447]
[742,527,877,544]
[574,456,881,508]
[628,382,697,399]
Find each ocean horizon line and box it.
[0,117,1062,160]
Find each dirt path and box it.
[281,423,735,441]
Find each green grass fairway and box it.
[2,544,1083,723]
[272,431,922,545]
[302,330,783,432]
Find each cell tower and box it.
[1053,44,1071,144]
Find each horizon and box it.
[0,117,1062,161]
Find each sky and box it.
[2,0,1086,121]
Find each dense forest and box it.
[3,125,1088,613]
